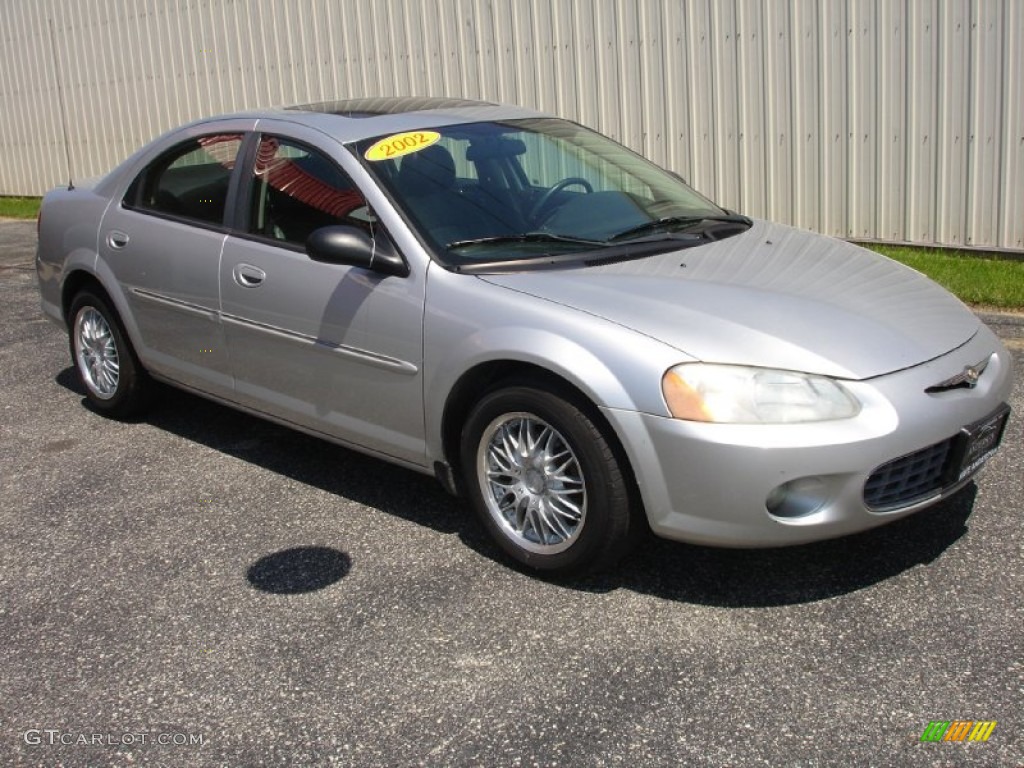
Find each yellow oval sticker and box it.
[364,130,442,161]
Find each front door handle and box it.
[232,263,266,288]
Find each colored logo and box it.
[920,720,996,742]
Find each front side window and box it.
[249,136,369,247]
[126,134,242,225]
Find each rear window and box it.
[125,134,243,225]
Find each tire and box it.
[68,290,153,418]
[460,383,637,576]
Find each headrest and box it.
[397,145,456,197]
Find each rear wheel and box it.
[461,383,636,576]
[69,290,152,417]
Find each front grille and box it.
[863,437,956,511]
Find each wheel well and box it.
[440,361,641,509]
[61,271,108,324]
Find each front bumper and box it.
[604,326,1014,547]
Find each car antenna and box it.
[48,18,75,190]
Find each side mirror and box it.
[306,225,409,277]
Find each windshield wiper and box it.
[609,213,752,242]
[447,232,608,250]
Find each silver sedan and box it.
[36,97,1013,575]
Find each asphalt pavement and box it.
[1,219,1021,766]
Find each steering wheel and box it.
[528,177,593,224]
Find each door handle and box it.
[107,230,130,249]
[232,263,266,288]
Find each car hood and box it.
[480,220,979,380]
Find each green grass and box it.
[0,196,41,219]
[867,244,1024,311]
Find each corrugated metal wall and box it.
[1,0,1021,251]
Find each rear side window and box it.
[125,134,243,225]
[248,135,370,247]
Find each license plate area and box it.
[945,404,1011,484]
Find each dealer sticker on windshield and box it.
[364,131,441,161]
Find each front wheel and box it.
[68,290,153,418]
[460,384,636,576]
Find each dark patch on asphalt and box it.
[247,547,352,594]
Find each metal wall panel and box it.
[1002,0,1024,252]
[0,0,1020,251]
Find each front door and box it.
[219,132,427,465]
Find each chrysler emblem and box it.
[926,359,989,393]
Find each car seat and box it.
[397,145,515,246]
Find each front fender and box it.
[421,269,693,461]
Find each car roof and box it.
[203,97,551,144]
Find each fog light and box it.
[766,477,828,518]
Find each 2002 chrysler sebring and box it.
[37,97,1013,574]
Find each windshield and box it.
[353,118,745,268]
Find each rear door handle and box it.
[107,230,130,249]
[232,263,266,288]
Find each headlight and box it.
[662,363,861,423]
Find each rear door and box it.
[99,124,249,395]
[218,125,428,465]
